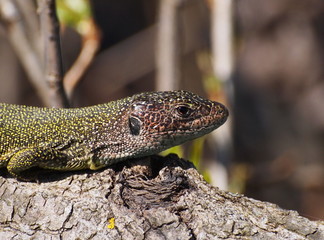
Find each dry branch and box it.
[63,18,101,99]
[156,0,182,91]
[38,0,69,107]
[0,0,69,107]
[0,155,322,239]
[0,0,50,106]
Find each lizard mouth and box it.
[176,103,228,133]
[155,113,228,139]
[149,103,228,138]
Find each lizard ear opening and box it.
[129,117,141,135]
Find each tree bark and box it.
[0,154,323,240]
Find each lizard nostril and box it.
[216,104,228,117]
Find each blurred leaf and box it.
[189,137,211,182]
[189,137,205,169]
[203,75,222,94]
[228,163,249,194]
[161,145,184,158]
[56,0,92,34]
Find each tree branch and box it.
[0,155,322,239]
[63,18,101,99]
[38,0,69,108]
[156,0,182,91]
[0,0,51,106]
[15,0,42,56]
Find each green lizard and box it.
[0,90,228,180]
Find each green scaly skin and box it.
[0,90,228,180]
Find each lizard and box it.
[0,90,228,180]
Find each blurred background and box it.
[0,0,323,220]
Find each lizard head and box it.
[127,90,228,152]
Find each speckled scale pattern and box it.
[0,90,228,179]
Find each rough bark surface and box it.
[0,154,323,240]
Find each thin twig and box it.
[38,0,69,108]
[63,18,101,99]
[208,0,234,190]
[15,0,42,57]
[211,0,233,82]
[156,0,182,91]
[0,0,51,106]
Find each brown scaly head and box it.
[91,90,228,167]
[126,90,228,154]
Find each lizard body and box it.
[0,90,228,179]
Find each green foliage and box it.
[228,164,249,194]
[188,137,204,169]
[189,137,211,183]
[203,74,223,94]
[56,0,92,34]
[161,145,184,158]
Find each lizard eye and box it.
[175,105,193,118]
